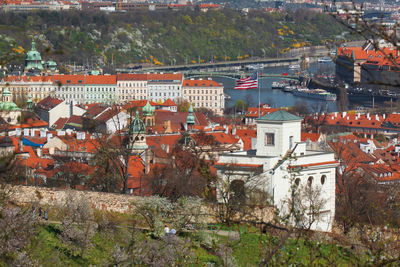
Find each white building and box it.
[216,110,337,232]
[182,78,225,115]
[117,73,148,102]
[35,97,86,128]
[53,74,117,104]
[147,73,183,103]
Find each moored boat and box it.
[271,81,286,89]
[288,64,300,70]
[293,88,337,101]
[283,85,296,92]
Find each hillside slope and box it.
[0,9,349,67]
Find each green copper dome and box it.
[0,88,20,111]
[25,40,43,70]
[2,87,11,97]
[142,100,154,116]
[187,103,195,125]
[129,111,146,134]
[0,101,20,111]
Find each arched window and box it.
[307,176,313,186]
[295,178,301,187]
[321,175,326,185]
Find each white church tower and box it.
[256,110,302,157]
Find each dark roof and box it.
[36,97,62,111]
[84,104,108,119]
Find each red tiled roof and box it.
[301,132,321,142]
[122,100,157,110]
[66,115,83,125]
[5,75,52,83]
[182,79,221,87]
[36,96,62,111]
[8,117,48,130]
[95,106,125,123]
[292,161,339,168]
[214,162,263,167]
[147,73,183,81]
[84,104,108,119]
[117,73,148,81]
[160,98,177,106]
[330,141,376,164]
[52,74,116,85]
[246,107,279,119]
[52,117,69,130]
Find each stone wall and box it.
[8,185,138,214]
[8,185,274,224]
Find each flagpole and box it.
[258,72,260,118]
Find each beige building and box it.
[1,76,55,104]
[117,73,148,102]
[182,79,225,115]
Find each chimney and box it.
[232,125,236,135]
[367,113,370,119]
[19,139,23,152]
[334,112,338,117]
[342,111,347,118]
[376,114,379,121]
[225,125,229,134]
[383,114,386,119]
[164,120,172,134]
[145,150,151,174]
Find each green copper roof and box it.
[257,110,302,122]
[46,60,57,66]
[25,40,43,70]
[187,103,195,125]
[142,100,154,116]
[26,40,42,61]
[129,110,146,134]
[0,101,20,111]
[2,87,10,96]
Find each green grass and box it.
[26,223,355,266]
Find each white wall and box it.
[256,120,301,157]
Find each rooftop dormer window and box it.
[67,80,71,83]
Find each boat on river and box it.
[292,88,337,101]
[271,81,286,89]
[288,64,300,70]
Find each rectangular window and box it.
[265,133,275,146]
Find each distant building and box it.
[336,40,400,85]
[182,79,224,115]
[147,73,183,103]
[52,74,117,104]
[117,73,148,102]
[1,75,55,103]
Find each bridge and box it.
[117,56,300,73]
[182,71,300,80]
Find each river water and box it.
[214,62,339,112]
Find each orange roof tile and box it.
[182,79,221,87]
[246,107,279,118]
[147,73,183,81]
[301,132,321,142]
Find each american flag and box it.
[234,72,258,90]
